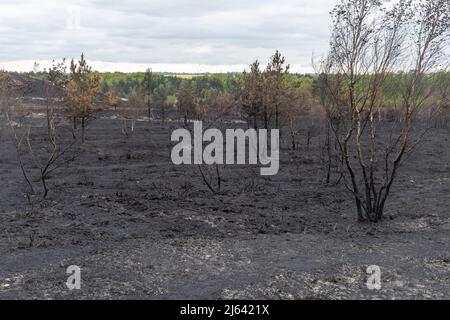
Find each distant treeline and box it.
[22,70,314,99]
[17,70,450,111]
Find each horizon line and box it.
[0,59,315,75]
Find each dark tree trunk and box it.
[325,123,331,185]
[275,105,279,129]
[81,117,85,143]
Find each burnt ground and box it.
[0,108,449,300]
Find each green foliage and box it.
[64,54,101,145]
[17,68,450,112]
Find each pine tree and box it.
[264,50,290,129]
[176,80,197,126]
[65,54,100,143]
[143,68,154,119]
[240,60,263,129]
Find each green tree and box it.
[65,54,100,143]
[240,61,263,129]
[264,50,290,129]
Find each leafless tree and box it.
[25,122,76,199]
[432,71,450,127]
[317,0,450,222]
[2,68,76,200]
[143,68,154,119]
[121,88,145,137]
[1,72,35,197]
[45,59,67,142]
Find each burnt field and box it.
[0,106,449,300]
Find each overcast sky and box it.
[0,0,338,73]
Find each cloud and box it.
[0,0,337,72]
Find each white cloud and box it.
[0,0,338,72]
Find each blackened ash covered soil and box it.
[0,109,449,299]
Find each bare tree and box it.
[313,72,348,185]
[1,71,35,197]
[432,71,450,127]
[195,90,236,195]
[25,122,76,199]
[45,59,67,142]
[121,88,145,137]
[318,0,450,222]
[143,68,154,120]
[1,70,75,200]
